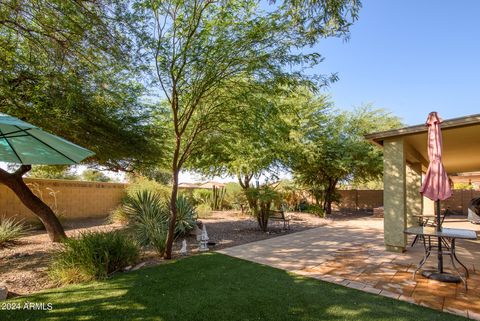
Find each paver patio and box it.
[219,216,480,320]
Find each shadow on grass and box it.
[0,253,466,321]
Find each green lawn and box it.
[0,253,465,321]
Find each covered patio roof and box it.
[365,113,480,253]
[366,113,480,173]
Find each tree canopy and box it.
[292,105,403,214]
[0,0,162,171]
[0,0,363,243]
[134,0,361,258]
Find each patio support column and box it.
[406,162,423,227]
[383,138,407,252]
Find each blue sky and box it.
[313,0,480,125]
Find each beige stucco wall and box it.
[334,190,383,211]
[383,138,407,252]
[405,162,422,228]
[0,178,127,222]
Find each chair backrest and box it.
[268,210,285,219]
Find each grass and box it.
[0,217,27,246]
[1,253,464,321]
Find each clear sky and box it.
[313,0,480,126]
[183,1,480,183]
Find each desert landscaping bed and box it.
[0,211,357,296]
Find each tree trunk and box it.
[164,134,181,259]
[164,168,179,259]
[0,166,66,242]
[257,208,269,232]
[323,179,338,215]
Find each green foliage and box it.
[341,179,384,190]
[278,0,361,41]
[210,186,226,211]
[125,176,171,200]
[109,206,130,225]
[224,182,248,211]
[82,170,112,182]
[246,185,281,231]
[454,182,474,190]
[136,0,362,258]
[27,165,78,180]
[134,167,173,185]
[4,253,462,321]
[175,195,198,235]
[191,87,331,200]
[193,189,212,206]
[0,0,164,171]
[292,105,403,214]
[49,231,139,285]
[196,204,212,219]
[0,217,28,246]
[304,204,325,218]
[276,180,309,211]
[122,190,196,255]
[123,190,169,255]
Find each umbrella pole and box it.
[436,200,443,273]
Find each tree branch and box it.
[14,165,32,177]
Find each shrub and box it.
[178,189,196,206]
[49,231,139,284]
[193,189,211,206]
[224,182,247,211]
[0,217,28,246]
[109,206,129,224]
[122,190,197,255]
[125,175,171,200]
[246,186,281,232]
[175,195,197,235]
[305,204,325,217]
[196,203,212,218]
[123,190,169,255]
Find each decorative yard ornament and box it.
[199,224,209,252]
[180,239,188,256]
[195,225,202,242]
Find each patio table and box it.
[410,215,437,246]
[404,226,477,289]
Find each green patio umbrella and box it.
[0,113,94,164]
[0,113,95,242]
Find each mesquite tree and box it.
[292,106,403,214]
[138,0,360,258]
[0,165,66,241]
[0,0,160,241]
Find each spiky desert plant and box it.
[175,195,197,235]
[49,231,139,284]
[210,186,226,211]
[0,216,28,246]
[123,190,170,255]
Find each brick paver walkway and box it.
[219,216,480,320]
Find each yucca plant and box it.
[123,190,170,255]
[175,195,197,236]
[122,190,197,255]
[0,216,28,246]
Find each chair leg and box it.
[411,235,420,247]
